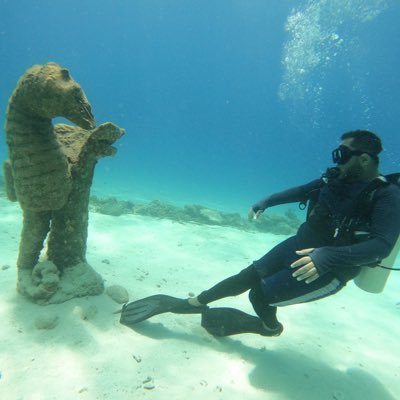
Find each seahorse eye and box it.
[60,69,70,81]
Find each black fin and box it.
[201,307,283,337]
[120,294,206,327]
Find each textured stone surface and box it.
[2,160,17,202]
[3,62,124,304]
[4,63,94,212]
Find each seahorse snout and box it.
[64,88,96,130]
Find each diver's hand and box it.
[248,207,263,221]
[291,248,319,284]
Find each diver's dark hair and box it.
[341,130,382,164]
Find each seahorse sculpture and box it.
[3,62,125,304]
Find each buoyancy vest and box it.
[303,171,400,250]
[303,172,400,293]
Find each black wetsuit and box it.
[197,176,400,328]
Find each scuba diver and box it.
[120,130,400,337]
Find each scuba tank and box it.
[353,173,400,293]
[354,235,400,293]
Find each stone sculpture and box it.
[3,62,125,304]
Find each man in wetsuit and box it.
[186,130,400,336]
[120,130,400,337]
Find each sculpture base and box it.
[17,261,104,304]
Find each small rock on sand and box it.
[106,285,129,304]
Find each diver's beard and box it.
[338,166,363,182]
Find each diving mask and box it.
[331,145,376,165]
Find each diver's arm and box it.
[251,179,322,213]
[309,186,400,275]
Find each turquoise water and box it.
[1,0,399,214]
[1,2,400,399]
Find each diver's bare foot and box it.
[188,296,203,307]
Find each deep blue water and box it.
[1,0,399,213]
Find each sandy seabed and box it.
[0,197,399,400]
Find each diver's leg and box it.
[249,285,280,329]
[247,267,344,334]
[259,267,344,307]
[189,265,259,305]
[190,236,298,307]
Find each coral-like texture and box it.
[3,62,124,303]
[5,62,94,211]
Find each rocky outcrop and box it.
[90,197,301,235]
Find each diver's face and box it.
[335,139,365,181]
